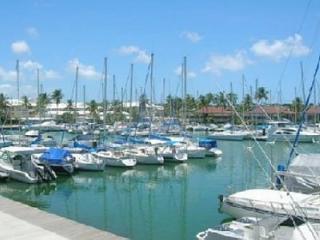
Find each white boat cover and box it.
[283,154,320,193]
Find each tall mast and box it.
[183,56,187,124]
[74,66,79,117]
[113,74,116,103]
[16,60,20,100]
[103,57,107,125]
[162,78,166,104]
[37,68,40,98]
[150,53,154,108]
[130,63,133,116]
[242,74,245,119]
[300,61,306,103]
[83,85,86,114]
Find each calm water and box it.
[1,135,320,240]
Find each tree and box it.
[217,92,227,108]
[51,89,63,115]
[255,87,268,103]
[291,97,303,123]
[87,100,99,122]
[0,93,8,123]
[21,96,31,109]
[242,94,253,111]
[139,94,148,117]
[22,96,31,121]
[36,93,50,118]
[66,99,73,111]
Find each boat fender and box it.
[276,164,286,189]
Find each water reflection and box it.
[1,140,316,239]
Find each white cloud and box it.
[202,51,252,75]
[43,70,60,80]
[0,67,17,82]
[0,84,36,98]
[181,31,203,43]
[174,66,197,79]
[67,58,100,80]
[251,34,310,61]
[26,27,39,38]
[21,60,43,70]
[118,45,151,64]
[11,41,31,54]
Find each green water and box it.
[1,138,320,240]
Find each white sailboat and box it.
[125,146,164,165]
[93,150,137,167]
[73,152,106,171]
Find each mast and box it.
[130,63,133,117]
[37,68,40,98]
[183,56,187,125]
[113,74,116,103]
[16,60,20,100]
[162,78,166,104]
[242,74,245,119]
[74,66,79,117]
[103,57,107,125]
[300,61,306,103]
[150,53,154,113]
[83,85,86,115]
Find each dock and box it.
[0,196,126,240]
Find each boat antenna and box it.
[287,54,320,166]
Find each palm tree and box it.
[139,94,148,117]
[255,87,269,103]
[0,93,8,123]
[242,94,253,111]
[37,93,50,118]
[87,100,99,121]
[217,92,227,108]
[291,97,303,123]
[66,99,73,111]
[22,96,31,120]
[51,89,63,115]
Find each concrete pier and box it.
[0,196,126,240]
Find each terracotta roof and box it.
[306,106,320,114]
[247,105,294,115]
[199,106,233,115]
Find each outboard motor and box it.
[276,164,286,189]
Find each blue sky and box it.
[0,0,320,103]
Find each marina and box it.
[1,1,320,239]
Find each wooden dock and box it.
[0,196,126,240]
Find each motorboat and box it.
[73,152,106,171]
[197,216,320,240]
[267,121,320,143]
[219,188,320,222]
[32,148,75,175]
[93,150,137,167]
[0,146,56,184]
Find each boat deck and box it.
[0,196,126,240]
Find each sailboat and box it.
[219,54,320,225]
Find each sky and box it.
[0,0,320,103]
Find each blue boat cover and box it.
[40,148,72,164]
[199,138,217,149]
